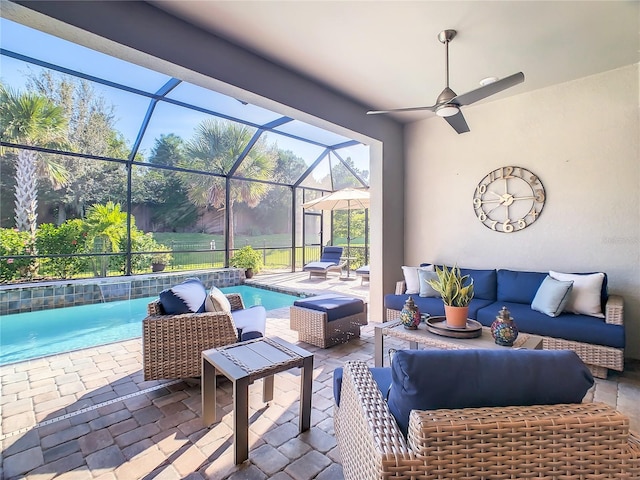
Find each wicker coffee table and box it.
[202,336,314,464]
[374,319,543,367]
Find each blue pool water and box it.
[0,285,298,365]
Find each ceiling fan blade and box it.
[444,110,470,134]
[367,105,437,115]
[453,72,525,107]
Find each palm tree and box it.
[183,119,276,251]
[0,85,69,276]
[84,201,128,276]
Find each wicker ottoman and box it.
[290,294,368,348]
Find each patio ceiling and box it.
[151,1,640,124]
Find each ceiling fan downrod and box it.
[436,29,458,116]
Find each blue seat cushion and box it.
[387,349,594,436]
[333,366,392,407]
[476,302,625,349]
[356,265,370,275]
[497,269,547,304]
[294,294,364,322]
[159,278,207,314]
[303,261,339,271]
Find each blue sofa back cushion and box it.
[476,302,625,349]
[159,278,207,314]
[458,268,497,301]
[386,349,594,436]
[333,366,393,407]
[294,294,364,322]
[497,269,547,304]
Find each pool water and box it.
[0,285,298,365]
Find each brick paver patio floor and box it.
[2,274,639,479]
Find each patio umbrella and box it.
[302,188,370,277]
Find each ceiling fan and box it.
[367,29,525,134]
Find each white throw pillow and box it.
[205,286,232,313]
[402,265,434,294]
[548,271,605,318]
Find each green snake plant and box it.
[426,264,474,307]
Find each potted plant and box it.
[426,264,474,328]
[229,246,263,279]
[151,251,172,272]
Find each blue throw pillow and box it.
[159,278,207,314]
[531,275,574,317]
[386,349,593,436]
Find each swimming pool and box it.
[0,285,299,365]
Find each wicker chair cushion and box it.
[293,294,364,322]
[159,278,207,314]
[387,349,594,435]
[231,305,266,341]
[333,366,392,407]
[205,286,232,313]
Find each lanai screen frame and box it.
[0,19,370,280]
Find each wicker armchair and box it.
[142,293,245,380]
[334,360,640,480]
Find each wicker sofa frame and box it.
[334,360,640,480]
[387,280,624,378]
[143,293,244,380]
[290,302,368,348]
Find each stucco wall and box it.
[404,65,640,359]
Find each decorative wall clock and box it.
[473,166,545,233]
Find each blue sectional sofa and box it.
[384,266,625,378]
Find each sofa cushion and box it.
[531,275,574,317]
[459,268,497,301]
[402,265,433,294]
[476,302,625,349]
[417,269,439,297]
[387,349,593,436]
[497,269,547,304]
[159,278,207,314]
[293,294,364,322]
[549,271,606,318]
[333,366,392,407]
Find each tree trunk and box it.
[14,149,40,277]
[14,149,39,237]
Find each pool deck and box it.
[1,271,639,479]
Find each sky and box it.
[0,18,370,180]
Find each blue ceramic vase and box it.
[400,296,421,330]
[491,306,519,346]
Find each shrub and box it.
[0,228,33,282]
[36,220,89,279]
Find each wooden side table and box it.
[202,336,314,464]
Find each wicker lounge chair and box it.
[334,360,640,480]
[303,246,346,279]
[143,292,264,380]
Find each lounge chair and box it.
[143,287,266,380]
[303,246,346,279]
